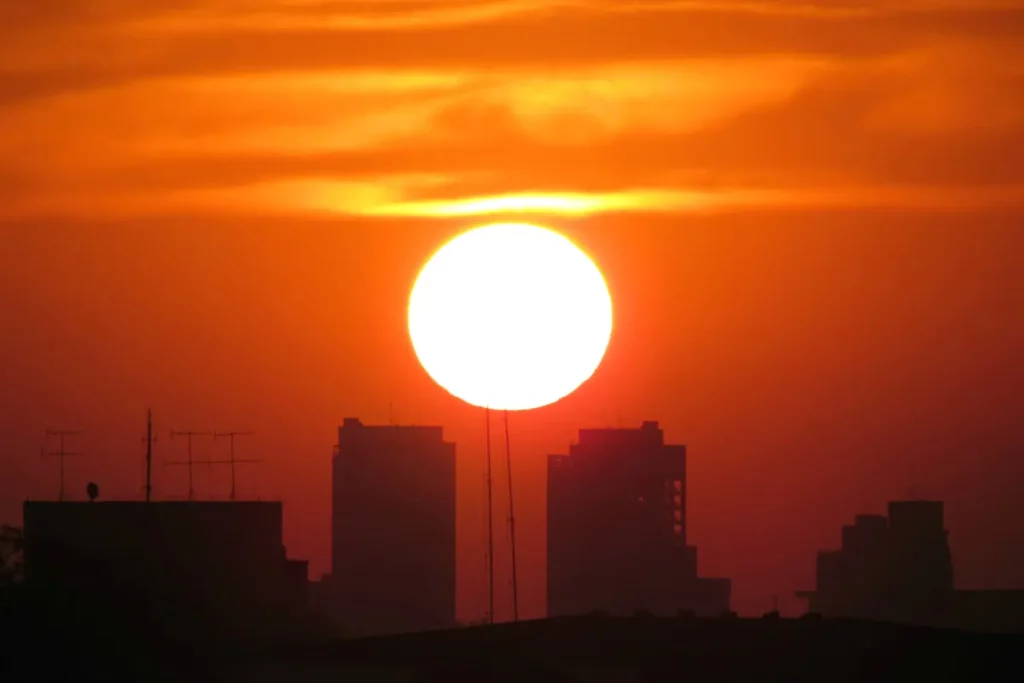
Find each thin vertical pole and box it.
[145,410,153,503]
[485,407,495,624]
[504,409,519,622]
[59,433,66,502]
[168,431,214,500]
[210,432,256,501]
[229,433,236,501]
[43,429,83,502]
[187,435,195,500]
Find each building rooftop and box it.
[575,421,668,447]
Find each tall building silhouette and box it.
[547,421,730,617]
[331,418,456,636]
[797,501,953,623]
[798,500,1024,634]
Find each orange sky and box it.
[2,1,1024,620]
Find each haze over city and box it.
[3,0,1024,630]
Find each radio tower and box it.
[503,409,520,622]
[211,431,258,500]
[484,408,495,624]
[43,429,84,502]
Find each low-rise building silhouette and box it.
[331,417,457,636]
[547,421,730,617]
[798,500,1024,634]
[21,500,308,638]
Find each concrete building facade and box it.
[798,500,1024,634]
[547,421,730,618]
[331,418,457,636]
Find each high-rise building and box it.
[797,500,955,622]
[795,500,1024,634]
[331,418,456,636]
[547,421,731,617]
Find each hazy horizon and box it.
[3,0,1024,622]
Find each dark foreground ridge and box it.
[5,596,1024,683]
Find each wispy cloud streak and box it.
[1,0,1023,220]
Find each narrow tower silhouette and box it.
[145,410,154,502]
[504,409,520,622]
[484,408,495,624]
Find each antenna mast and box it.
[166,430,213,500]
[145,410,154,502]
[211,431,257,500]
[43,429,84,502]
[485,408,495,624]
[140,422,157,499]
[503,409,519,622]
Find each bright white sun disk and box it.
[408,223,613,411]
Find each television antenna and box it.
[166,429,213,500]
[211,431,258,500]
[42,429,84,502]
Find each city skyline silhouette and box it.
[8,411,1024,682]
[3,223,1024,621]
[7,409,1024,627]
[3,0,1024,678]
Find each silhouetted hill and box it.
[216,615,1024,682]
[4,608,1024,682]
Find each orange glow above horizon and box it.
[3,0,1024,623]
[408,223,613,411]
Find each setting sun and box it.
[408,223,613,411]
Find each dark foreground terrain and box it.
[3,591,1024,683]
[229,617,1024,683]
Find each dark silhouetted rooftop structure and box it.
[798,500,1024,634]
[547,421,730,617]
[331,417,456,636]
[21,500,309,640]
